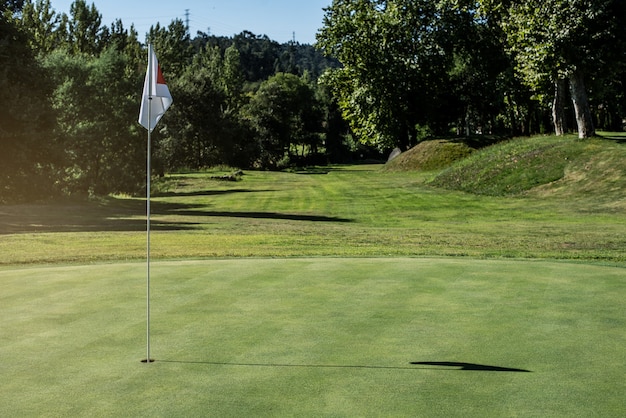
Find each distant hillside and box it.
[193,31,341,82]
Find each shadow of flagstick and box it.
[153,360,531,372]
[157,360,418,370]
[411,361,532,372]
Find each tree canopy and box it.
[2,0,625,202]
[1,0,341,202]
[317,0,626,146]
[483,0,626,138]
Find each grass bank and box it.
[431,133,626,203]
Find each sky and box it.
[49,0,333,44]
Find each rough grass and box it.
[384,139,475,171]
[529,133,626,207]
[430,134,626,205]
[388,133,626,206]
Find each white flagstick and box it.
[138,44,171,363]
[145,44,153,364]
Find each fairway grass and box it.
[1,258,624,416]
[1,164,625,263]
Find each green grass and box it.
[1,156,626,263]
[431,135,587,195]
[384,139,475,171]
[1,134,625,416]
[1,258,624,416]
[431,134,626,202]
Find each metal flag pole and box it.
[139,43,171,363]
[145,44,153,364]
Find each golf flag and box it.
[140,44,173,364]
[138,45,173,131]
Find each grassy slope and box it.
[431,133,626,206]
[384,139,475,171]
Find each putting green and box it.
[1,258,624,416]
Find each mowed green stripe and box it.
[1,258,624,416]
[1,164,625,263]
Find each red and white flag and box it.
[138,45,173,131]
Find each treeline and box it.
[317,0,626,150]
[1,0,344,202]
[3,0,626,202]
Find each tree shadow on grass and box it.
[596,132,626,143]
[171,208,352,223]
[0,196,352,234]
[153,188,274,198]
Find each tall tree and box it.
[43,46,144,194]
[0,12,59,201]
[162,46,227,169]
[1,0,24,12]
[20,0,61,54]
[233,31,281,82]
[318,0,444,149]
[61,0,106,55]
[317,0,514,149]
[245,73,322,168]
[146,19,193,80]
[484,0,626,138]
[222,45,245,108]
[159,43,255,170]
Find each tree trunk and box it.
[552,78,567,136]
[568,70,595,139]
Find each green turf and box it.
[1,258,624,416]
[1,161,625,263]
[1,137,625,415]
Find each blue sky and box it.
[50,0,332,44]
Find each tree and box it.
[61,0,106,56]
[316,82,352,163]
[317,0,515,149]
[233,31,281,82]
[0,12,59,201]
[245,73,322,168]
[146,19,193,80]
[159,43,256,170]
[484,0,626,138]
[1,0,24,12]
[222,45,245,108]
[43,46,144,194]
[317,0,441,149]
[162,46,227,169]
[20,0,62,54]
